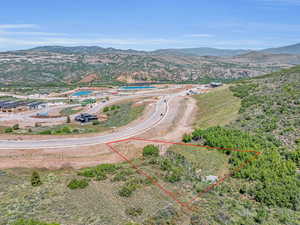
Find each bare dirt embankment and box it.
[0,95,197,169]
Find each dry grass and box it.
[193,85,241,129]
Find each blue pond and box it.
[72,90,93,96]
[120,86,155,90]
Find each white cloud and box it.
[0,24,39,29]
[0,31,67,36]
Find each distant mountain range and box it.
[26,42,300,57]
[28,46,145,55]
[1,43,300,85]
[261,43,300,55]
[151,48,251,57]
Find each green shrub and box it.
[78,168,94,177]
[142,145,159,157]
[182,133,192,143]
[72,128,80,133]
[78,163,120,179]
[92,120,100,125]
[31,171,42,187]
[112,169,134,182]
[118,178,141,197]
[39,130,52,135]
[125,207,143,217]
[160,158,173,171]
[5,127,13,133]
[67,179,89,189]
[96,163,120,173]
[165,167,183,183]
[254,208,269,224]
[118,183,138,197]
[61,126,71,134]
[95,171,107,181]
[287,148,300,167]
[103,106,109,112]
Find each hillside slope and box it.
[261,43,300,55]
[1,48,298,85]
[229,66,300,146]
[181,66,300,224]
[152,47,250,56]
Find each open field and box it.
[192,85,241,129]
[0,141,231,225]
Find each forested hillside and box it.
[183,66,300,224]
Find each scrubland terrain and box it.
[0,66,299,225]
[1,46,300,86]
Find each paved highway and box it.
[0,95,171,149]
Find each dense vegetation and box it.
[230,67,300,146]
[184,66,300,213]
[142,145,160,157]
[186,126,299,209]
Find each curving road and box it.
[0,95,172,149]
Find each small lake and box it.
[120,86,155,90]
[72,90,93,96]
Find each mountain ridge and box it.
[1,43,300,85]
[261,43,300,55]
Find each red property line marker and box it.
[188,153,260,204]
[131,137,259,153]
[105,137,261,211]
[106,142,193,211]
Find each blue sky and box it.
[0,0,299,51]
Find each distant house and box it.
[28,102,47,110]
[0,101,28,112]
[210,82,223,88]
[0,101,47,112]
